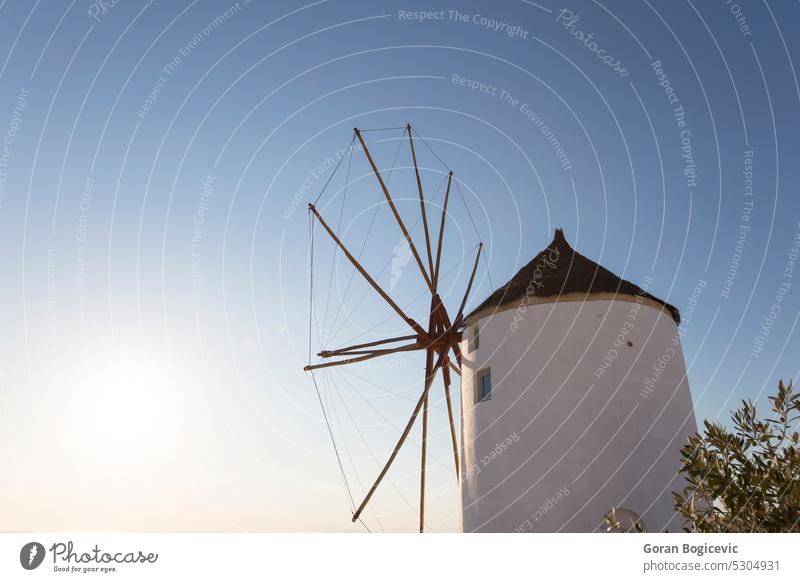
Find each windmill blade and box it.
[432,293,463,369]
[419,392,430,531]
[407,124,435,276]
[354,128,434,293]
[451,343,463,367]
[318,334,419,358]
[432,171,453,291]
[453,243,483,326]
[447,360,461,376]
[305,125,487,533]
[442,362,460,479]
[309,203,425,336]
[351,350,446,523]
[304,342,423,372]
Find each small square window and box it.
[476,368,491,403]
[469,324,480,352]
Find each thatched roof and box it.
[468,229,680,324]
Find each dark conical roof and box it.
[469,229,680,324]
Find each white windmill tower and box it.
[459,229,697,532]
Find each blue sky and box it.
[0,0,798,532]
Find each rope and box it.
[411,126,450,171]
[410,127,492,290]
[308,211,315,362]
[325,164,448,348]
[333,366,451,468]
[359,125,407,132]
[322,368,385,531]
[313,134,356,206]
[310,371,357,512]
[320,143,353,339]
[330,244,470,348]
[324,369,389,531]
[454,178,494,291]
[453,179,482,247]
[330,367,426,522]
[308,210,362,526]
[324,128,407,347]
[482,248,495,294]
[338,365,427,405]
[305,124,493,531]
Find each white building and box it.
[459,229,697,532]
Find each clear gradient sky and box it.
[0,0,798,532]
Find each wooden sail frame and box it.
[305,125,483,532]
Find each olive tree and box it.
[672,380,800,532]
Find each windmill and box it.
[303,124,483,533]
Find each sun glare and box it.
[82,348,183,454]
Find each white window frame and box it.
[476,367,492,403]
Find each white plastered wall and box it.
[459,298,697,533]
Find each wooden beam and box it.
[303,343,421,371]
[432,171,453,291]
[451,343,463,367]
[442,362,460,479]
[434,296,463,368]
[407,124,435,277]
[454,243,483,326]
[309,203,425,336]
[351,351,445,523]
[428,293,445,342]
[419,294,439,533]
[419,347,433,533]
[319,334,418,358]
[319,348,417,356]
[448,360,461,376]
[420,390,429,532]
[354,128,434,293]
